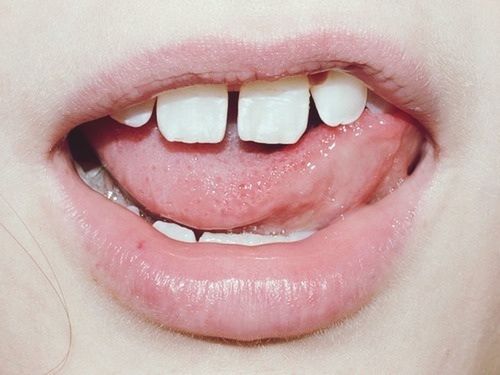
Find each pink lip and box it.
[52,32,437,341]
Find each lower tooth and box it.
[127,205,141,216]
[83,167,106,189]
[198,231,313,246]
[153,221,197,243]
[75,163,131,207]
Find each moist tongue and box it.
[81,109,421,232]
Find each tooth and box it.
[366,91,395,114]
[74,162,85,179]
[310,70,367,127]
[78,166,105,190]
[238,76,310,144]
[199,231,313,246]
[156,84,228,144]
[85,166,104,179]
[126,205,141,216]
[153,221,197,243]
[111,98,155,127]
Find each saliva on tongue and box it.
[82,109,422,235]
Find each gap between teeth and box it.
[75,164,315,246]
[111,69,393,145]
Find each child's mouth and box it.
[52,33,437,342]
[71,71,423,244]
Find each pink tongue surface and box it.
[82,110,421,232]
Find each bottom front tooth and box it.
[153,221,196,243]
[127,205,141,216]
[156,84,228,143]
[238,76,310,144]
[199,231,313,246]
[111,98,156,127]
[310,70,367,127]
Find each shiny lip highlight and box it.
[51,31,438,341]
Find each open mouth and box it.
[51,33,437,342]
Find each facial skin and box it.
[1,1,499,373]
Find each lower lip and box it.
[54,142,434,341]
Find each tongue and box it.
[82,109,421,232]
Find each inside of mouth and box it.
[68,70,426,246]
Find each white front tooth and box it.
[111,98,155,128]
[199,231,313,246]
[238,76,310,144]
[156,84,228,144]
[366,91,395,114]
[153,221,196,243]
[310,71,367,127]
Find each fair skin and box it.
[1,1,499,374]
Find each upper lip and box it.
[52,31,439,150]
